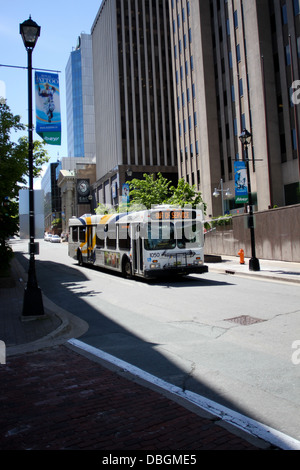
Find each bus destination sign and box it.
[150,210,196,221]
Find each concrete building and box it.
[91,0,178,207]
[65,33,96,160]
[57,157,96,234]
[170,0,300,216]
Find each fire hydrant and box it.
[238,249,245,264]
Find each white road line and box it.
[68,338,300,450]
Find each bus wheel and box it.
[122,257,132,278]
[78,251,83,266]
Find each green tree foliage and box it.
[0,101,49,267]
[127,172,207,212]
[127,173,172,209]
[96,173,207,215]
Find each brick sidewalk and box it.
[0,344,267,451]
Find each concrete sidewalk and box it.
[1,252,299,450]
[205,254,300,284]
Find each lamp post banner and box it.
[35,71,61,145]
[234,161,248,203]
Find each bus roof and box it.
[68,206,204,226]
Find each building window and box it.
[282,4,288,24]
[286,44,291,65]
[234,10,238,28]
[236,44,241,62]
[239,78,243,96]
[292,128,297,150]
[231,84,235,102]
[227,18,230,35]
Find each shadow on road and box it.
[12,247,288,449]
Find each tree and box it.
[126,172,207,212]
[0,101,49,268]
[168,178,207,211]
[127,173,172,209]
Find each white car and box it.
[44,233,52,241]
[51,235,61,243]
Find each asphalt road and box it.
[14,239,300,443]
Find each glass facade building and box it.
[65,34,96,160]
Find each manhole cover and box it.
[225,315,266,325]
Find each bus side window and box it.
[106,223,116,249]
[79,227,86,243]
[96,231,105,248]
[119,224,131,250]
[72,227,78,242]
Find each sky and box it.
[0,0,103,187]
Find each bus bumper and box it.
[143,265,208,279]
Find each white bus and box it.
[68,205,208,279]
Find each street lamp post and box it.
[213,179,231,216]
[20,17,45,316]
[239,129,260,272]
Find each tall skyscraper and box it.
[65,33,96,160]
[170,0,300,216]
[91,0,178,206]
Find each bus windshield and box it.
[176,221,203,249]
[144,222,176,250]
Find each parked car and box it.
[51,235,61,243]
[44,233,52,241]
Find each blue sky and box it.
[0,0,103,186]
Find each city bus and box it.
[68,205,208,279]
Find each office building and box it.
[65,33,96,160]
[170,0,300,216]
[41,162,61,232]
[91,0,178,207]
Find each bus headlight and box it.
[150,262,161,269]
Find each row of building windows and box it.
[178,113,197,134]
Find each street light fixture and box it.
[213,179,232,216]
[20,17,45,316]
[239,128,260,272]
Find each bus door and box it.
[86,225,94,262]
[132,224,144,275]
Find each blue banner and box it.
[35,72,61,145]
[234,161,248,203]
[122,183,130,203]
